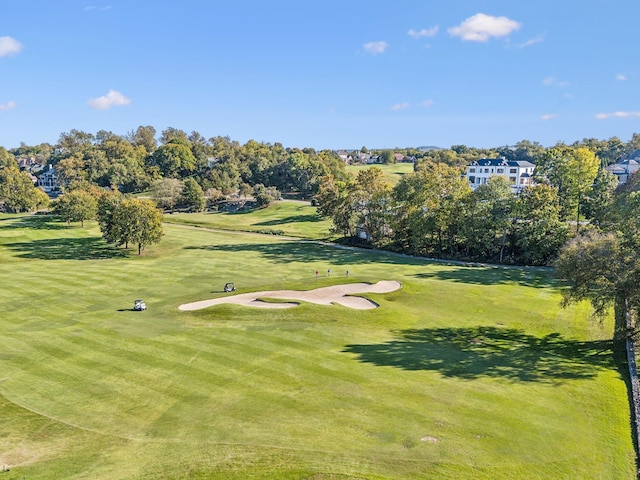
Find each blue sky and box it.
[1,1,639,150]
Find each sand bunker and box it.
[178,281,401,311]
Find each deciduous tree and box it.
[0,167,39,212]
[111,198,163,254]
[180,178,206,211]
[53,189,98,226]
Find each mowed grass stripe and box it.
[0,214,635,479]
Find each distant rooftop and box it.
[468,158,535,168]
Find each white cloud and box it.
[0,100,17,111]
[543,76,569,87]
[363,41,388,55]
[616,74,627,81]
[0,36,23,57]
[541,113,557,121]
[421,99,434,107]
[448,13,521,42]
[518,35,544,47]
[408,27,439,39]
[87,89,131,110]
[596,111,640,120]
[390,102,410,111]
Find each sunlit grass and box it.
[0,213,635,479]
[346,162,414,185]
[164,200,335,240]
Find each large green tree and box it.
[463,176,513,262]
[511,184,567,265]
[534,146,600,230]
[111,198,163,255]
[179,178,206,211]
[150,139,197,178]
[53,189,98,227]
[0,167,40,212]
[97,190,124,244]
[393,162,471,257]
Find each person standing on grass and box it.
[346,270,349,277]
[315,270,319,279]
[327,268,331,277]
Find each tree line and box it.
[0,126,639,265]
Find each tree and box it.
[56,154,87,190]
[463,176,513,262]
[33,188,50,212]
[582,168,618,228]
[379,150,395,164]
[350,167,393,246]
[179,178,205,211]
[393,162,471,257]
[151,178,183,211]
[511,185,567,265]
[126,125,157,155]
[0,146,18,169]
[97,190,123,244]
[150,139,197,177]
[0,167,39,212]
[556,182,640,344]
[555,231,639,344]
[111,198,163,254]
[534,146,599,230]
[253,184,281,207]
[53,189,98,226]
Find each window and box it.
[509,168,517,173]
[469,168,476,173]
[468,176,475,183]
[509,177,516,184]
[497,168,504,173]
[484,168,490,173]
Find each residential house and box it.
[37,165,60,194]
[465,158,535,193]
[606,149,640,185]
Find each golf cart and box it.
[133,299,147,311]
[224,283,236,293]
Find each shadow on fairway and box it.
[343,326,615,383]
[6,237,129,260]
[254,214,323,226]
[186,242,427,266]
[0,215,70,230]
[414,266,555,289]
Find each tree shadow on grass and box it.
[6,237,129,260]
[0,214,70,230]
[185,241,428,266]
[414,265,556,289]
[343,327,617,383]
[254,214,324,226]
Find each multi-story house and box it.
[37,164,60,194]
[465,158,535,193]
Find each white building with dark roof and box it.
[606,149,640,185]
[465,158,535,193]
[37,165,59,194]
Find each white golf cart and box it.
[133,299,147,311]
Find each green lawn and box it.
[346,162,415,185]
[163,200,334,240]
[0,214,635,479]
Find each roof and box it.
[468,158,535,168]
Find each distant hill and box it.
[417,146,443,151]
